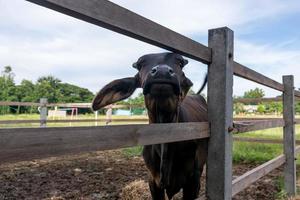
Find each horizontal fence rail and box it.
[2,118,299,126]
[233,119,285,133]
[293,90,300,98]
[235,118,300,125]
[0,122,209,164]
[232,146,300,196]
[234,97,300,104]
[2,118,299,128]
[233,137,300,145]
[0,101,132,109]
[234,97,283,103]
[0,118,149,125]
[0,101,41,107]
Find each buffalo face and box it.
[133,53,192,123]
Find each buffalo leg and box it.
[149,178,165,200]
[182,172,201,200]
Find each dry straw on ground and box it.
[120,180,151,200]
[120,180,182,200]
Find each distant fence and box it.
[0,101,138,108]
[235,97,300,104]
[0,99,147,126]
[1,0,300,199]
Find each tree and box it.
[0,66,17,101]
[265,102,283,114]
[295,103,300,114]
[257,104,265,114]
[58,83,94,103]
[34,76,62,103]
[0,67,95,114]
[0,66,18,113]
[14,80,36,113]
[234,102,245,115]
[243,88,265,99]
[15,80,35,102]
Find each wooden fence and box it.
[1,0,300,199]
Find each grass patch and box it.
[232,125,300,164]
[275,176,287,200]
[274,166,300,199]
[233,142,282,164]
[122,146,143,157]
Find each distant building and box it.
[114,109,131,116]
[243,105,258,113]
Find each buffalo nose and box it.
[151,66,158,76]
[150,65,174,77]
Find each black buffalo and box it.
[92,52,208,200]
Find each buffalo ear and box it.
[181,58,188,67]
[181,76,193,96]
[92,75,140,111]
[176,55,188,68]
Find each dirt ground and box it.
[0,150,286,200]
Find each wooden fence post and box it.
[40,98,48,127]
[283,75,296,196]
[206,27,234,200]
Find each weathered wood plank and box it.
[232,154,285,196]
[0,118,297,125]
[232,146,300,196]
[233,119,284,133]
[294,90,300,98]
[235,97,300,104]
[0,118,148,125]
[234,117,282,121]
[235,118,299,124]
[26,0,211,64]
[283,75,296,196]
[206,27,233,199]
[39,98,48,127]
[0,101,41,106]
[233,137,300,145]
[0,101,129,109]
[0,122,209,164]
[234,97,283,103]
[234,97,300,104]
[233,62,284,92]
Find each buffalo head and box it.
[92,52,193,123]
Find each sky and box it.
[0,0,300,98]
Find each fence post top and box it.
[283,75,294,79]
[39,98,48,106]
[208,26,233,33]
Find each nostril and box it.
[169,68,174,74]
[151,67,157,75]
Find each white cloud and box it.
[0,0,299,98]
